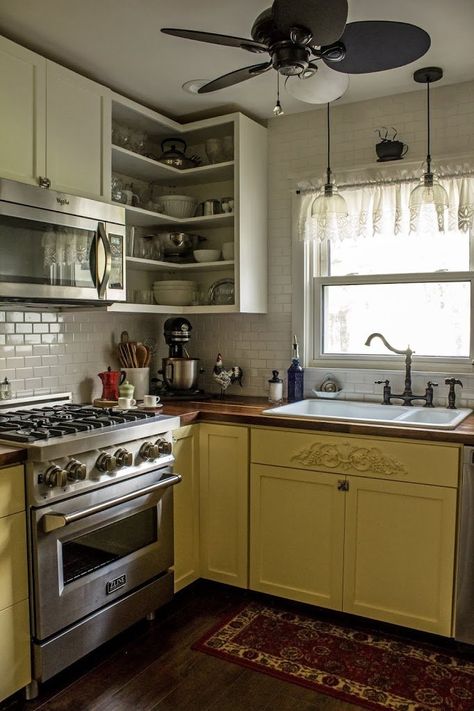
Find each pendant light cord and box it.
[326,102,332,186]
[426,79,432,175]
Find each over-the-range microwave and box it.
[0,178,126,307]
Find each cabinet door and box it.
[199,424,248,588]
[0,512,28,610]
[0,35,45,185]
[343,475,457,636]
[173,425,200,592]
[0,600,31,702]
[46,61,110,199]
[250,464,345,608]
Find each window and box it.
[298,177,474,369]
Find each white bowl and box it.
[154,291,194,306]
[160,194,197,219]
[193,249,221,263]
[312,389,342,399]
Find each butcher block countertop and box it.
[160,395,474,445]
[0,444,28,467]
[4,396,474,467]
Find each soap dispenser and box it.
[268,370,283,404]
[287,336,304,403]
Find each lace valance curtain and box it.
[297,174,474,242]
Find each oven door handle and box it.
[41,474,182,533]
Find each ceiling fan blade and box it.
[272,0,348,46]
[197,62,272,93]
[161,28,268,53]
[285,63,349,104]
[324,21,431,74]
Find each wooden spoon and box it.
[136,343,148,368]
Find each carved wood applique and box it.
[290,441,408,477]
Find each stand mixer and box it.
[152,317,209,400]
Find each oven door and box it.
[0,200,126,303]
[30,467,180,640]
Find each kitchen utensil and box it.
[160,357,201,391]
[208,278,235,305]
[158,138,201,169]
[124,367,150,401]
[193,249,221,262]
[160,194,198,218]
[156,232,206,257]
[98,367,126,401]
[136,343,148,368]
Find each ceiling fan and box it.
[161,0,431,101]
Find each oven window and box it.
[61,508,157,584]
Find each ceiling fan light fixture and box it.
[285,61,349,104]
[409,67,448,227]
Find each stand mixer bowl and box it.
[161,357,200,391]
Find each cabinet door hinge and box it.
[337,480,349,492]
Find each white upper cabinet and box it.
[0,35,110,200]
[0,36,46,185]
[108,95,268,314]
[45,62,110,199]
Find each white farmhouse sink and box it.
[263,399,472,430]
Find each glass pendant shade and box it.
[409,174,449,210]
[312,184,348,217]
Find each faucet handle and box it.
[427,381,438,388]
[374,379,390,385]
[445,378,463,387]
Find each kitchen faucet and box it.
[365,332,436,407]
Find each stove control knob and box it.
[155,439,172,456]
[96,453,117,473]
[139,442,160,461]
[44,465,68,489]
[66,459,87,481]
[114,448,133,468]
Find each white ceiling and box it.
[0,0,473,121]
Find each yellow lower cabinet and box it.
[0,512,28,610]
[250,464,345,609]
[173,425,200,592]
[343,475,457,636]
[199,424,249,588]
[0,600,31,702]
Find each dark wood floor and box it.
[1,581,469,711]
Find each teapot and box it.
[98,366,126,401]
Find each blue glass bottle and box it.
[287,336,304,402]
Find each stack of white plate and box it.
[153,280,196,306]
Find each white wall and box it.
[2,79,474,405]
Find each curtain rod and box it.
[295,169,474,195]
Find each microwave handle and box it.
[41,474,182,533]
[97,222,112,299]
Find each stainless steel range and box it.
[0,396,181,699]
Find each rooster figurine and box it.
[212,353,243,397]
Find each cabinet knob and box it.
[337,480,349,491]
[38,176,51,189]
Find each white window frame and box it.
[293,234,474,373]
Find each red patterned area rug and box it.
[192,601,474,711]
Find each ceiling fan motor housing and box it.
[272,42,311,75]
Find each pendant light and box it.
[311,103,347,225]
[409,67,448,227]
